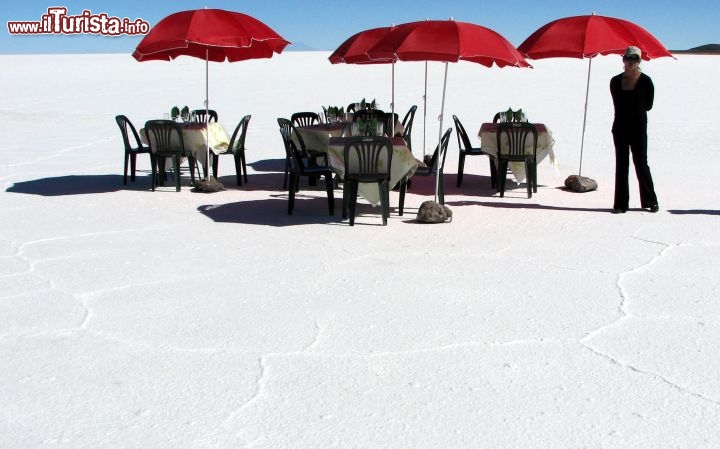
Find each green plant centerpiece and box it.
[171,106,180,120]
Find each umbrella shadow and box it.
[213,172,286,192]
[248,158,285,173]
[5,174,147,196]
[198,193,342,227]
[446,199,610,213]
[667,209,720,216]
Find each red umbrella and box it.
[367,19,530,201]
[133,8,289,187]
[329,26,395,64]
[518,14,673,177]
[368,20,531,68]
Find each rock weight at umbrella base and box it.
[564,175,598,193]
[192,176,224,193]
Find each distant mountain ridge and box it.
[671,44,720,54]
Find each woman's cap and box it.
[623,46,642,60]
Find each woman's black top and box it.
[610,72,654,135]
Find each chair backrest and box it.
[144,120,184,156]
[379,112,398,137]
[401,105,417,141]
[425,128,453,174]
[347,103,356,113]
[492,112,501,123]
[116,115,143,152]
[452,115,473,152]
[496,122,538,159]
[278,125,305,175]
[343,136,393,182]
[191,109,218,123]
[278,117,309,157]
[291,112,320,127]
[228,115,251,153]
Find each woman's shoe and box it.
[648,204,659,213]
[612,208,627,214]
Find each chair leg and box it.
[398,177,407,216]
[532,159,538,193]
[456,152,465,187]
[150,155,157,191]
[283,156,290,190]
[525,161,532,198]
[489,157,497,189]
[288,173,296,214]
[188,157,197,185]
[173,157,181,192]
[130,153,138,182]
[380,181,389,226]
[325,173,335,215]
[211,153,219,180]
[342,180,349,220]
[234,154,243,187]
[123,152,130,185]
[438,172,445,205]
[240,149,248,183]
[498,160,507,197]
[349,181,358,226]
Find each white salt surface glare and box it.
[0,52,719,448]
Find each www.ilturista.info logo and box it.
[7,7,150,36]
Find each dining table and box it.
[477,122,556,184]
[327,136,420,207]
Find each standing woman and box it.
[610,46,659,213]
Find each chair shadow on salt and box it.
[5,174,128,196]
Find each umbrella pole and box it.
[423,61,428,156]
[434,62,448,203]
[205,49,211,181]
[578,57,592,177]
[391,62,395,133]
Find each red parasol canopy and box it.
[133,8,289,62]
[367,19,531,68]
[328,26,395,65]
[517,14,673,60]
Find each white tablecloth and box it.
[477,123,556,184]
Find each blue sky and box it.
[1,0,715,54]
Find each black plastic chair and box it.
[279,117,316,190]
[398,128,452,215]
[342,136,393,226]
[115,115,151,185]
[144,120,196,192]
[290,111,320,127]
[191,109,218,123]
[496,122,538,198]
[400,105,417,151]
[278,126,335,216]
[211,115,251,186]
[453,114,496,188]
